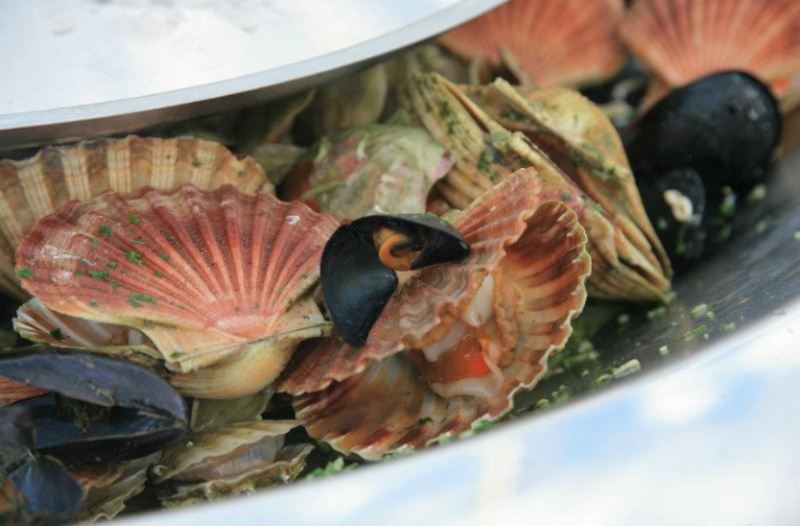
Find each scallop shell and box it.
[0,136,272,299]
[618,0,800,109]
[407,72,671,302]
[463,79,672,281]
[16,185,338,399]
[285,170,591,459]
[153,420,312,506]
[70,453,159,522]
[281,124,452,219]
[439,0,625,87]
[295,64,388,143]
[0,375,46,406]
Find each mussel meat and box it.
[321,214,470,346]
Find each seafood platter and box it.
[1,0,800,524]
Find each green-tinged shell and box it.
[295,64,388,144]
[407,72,670,302]
[236,90,316,152]
[462,79,671,279]
[248,143,307,187]
[189,391,272,433]
[281,124,452,219]
[71,453,160,522]
[153,421,311,507]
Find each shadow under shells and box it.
[280,169,592,460]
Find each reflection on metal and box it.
[0,0,502,148]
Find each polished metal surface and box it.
[0,0,502,148]
[116,117,800,525]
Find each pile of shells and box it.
[1,0,793,522]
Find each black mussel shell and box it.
[0,348,187,463]
[322,214,470,346]
[350,214,470,269]
[5,455,84,525]
[624,71,781,197]
[640,168,707,265]
[580,59,649,128]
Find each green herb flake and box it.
[612,359,642,379]
[690,303,708,318]
[154,271,164,278]
[170,351,186,359]
[128,214,140,225]
[159,253,170,262]
[125,251,143,264]
[684,323,708,341]
[746,184,766,203]
[89,270,108,280]
[99,225,112,237]
[131,238,145,245]
[647,306,668,320]
[107,260,118,269]
[17,268,31,279]
[128,293,156,308]
[305,458,354,480]
[88,299,99,308]
[49,328,64,341]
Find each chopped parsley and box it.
[125,251,142,264]
[89,270,108,280]
[17,268,31,278]
[128,214,140,225]
[128,293,156,308]
[98,225,112,237]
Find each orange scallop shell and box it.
[439,0,626,87]
[619,0,800,108]
[0,136,272,299]
[16,185,338,399]
[281,169,591,459]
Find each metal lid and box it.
[0,0,502,148]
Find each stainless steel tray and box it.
[0,0,502,148]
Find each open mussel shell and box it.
[321,214,470,346]
[438,0,625,87]
[4,455,85,525]
[16,184,338,398]
[153,420,312,506]
[285,170,591,459]
[281,124,452,219]
[0,136,272,299]
[618,0,800,110]
[0,348,186,463]
[407,71,670,302]
[624,71,782,197]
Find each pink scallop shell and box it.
[281,170,591,459]
[619,0,800,106]
[16,185,339,398]
[439,0,625,87]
